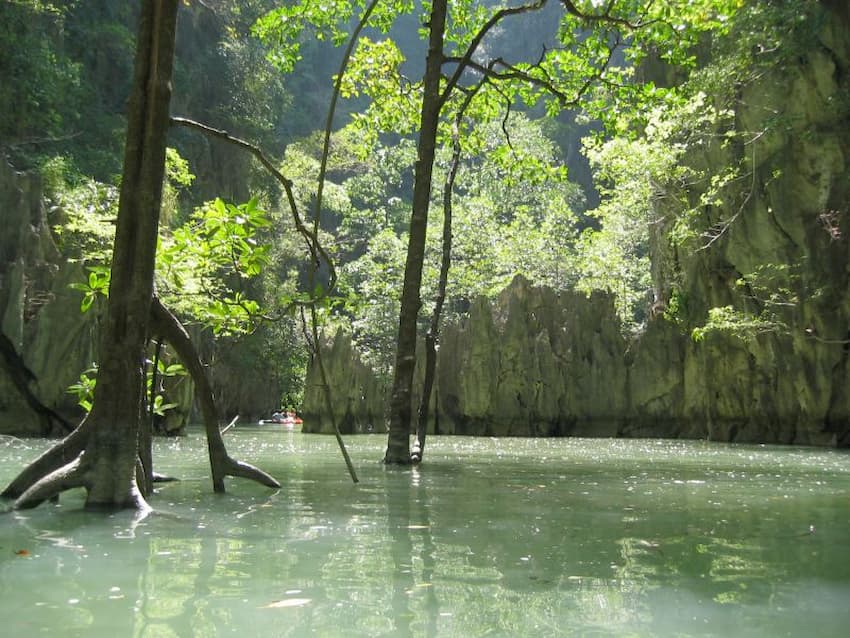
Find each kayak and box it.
[258,415,303,427]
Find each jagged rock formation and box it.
[302,331,388,434]
[434,282,629,437]
[305,265,848,446]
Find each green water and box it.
[0,429,848,637]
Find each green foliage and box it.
[68,266,111,313]
[279,136,356,226]
[65,358,187,418]
[147,357,187,417]
[688,0,823,106]
[161,147,196,225]
[334,112,584,366]
[444,114,584,302]
[736,263,802,310]
[158,197,272,335]
[0,1,82,168]
[50,178,119,266]
[164,147,195,188]
[66,365,98,412]
[0,2,139,179]
[252,0,414,73]
[59,185,275,334]
[691,263,805,343]
[572,92,726,326]
[341,37,422,150]
[171,1,300,203]
[571,2,826,328]
[573,226,652,329]
[691,305,787,343]
[663,288,688,325]
[343,228,407,374]
[338,136,417,247]
[29,0,800,416]
[253,0,754,352]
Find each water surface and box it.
[1,429,848,637]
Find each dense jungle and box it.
[0,0,849,509]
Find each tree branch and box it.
[440,0,549,106]
[443,23,622,112]
[149,296,280,491]
[559,0,659,29]
[169,116,337,297]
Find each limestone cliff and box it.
[665,4,850,445]
[301,331,388,434]
[0,159,95,434]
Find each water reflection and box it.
[385,467,440,637]
[1,433,849,636]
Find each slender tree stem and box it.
[412,86,478,463]
[303,0,383,485]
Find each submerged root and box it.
[3,298,281,510]
[1,422,90,500]
[222,457,280,490]
[383,454,414,466]
[150,297,279,492]
[410,440,424,464]
[14,456,89,510]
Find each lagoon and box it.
[1,428,849,637]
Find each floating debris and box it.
[263,598,312,609]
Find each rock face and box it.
[0,158,279,434]
[304,6,850,446]
[301,331,388,434]
[664,5,850,446]
[305,265,848,446]
[0,159,96,435]
[433,282,629,437]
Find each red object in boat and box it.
[260,411,303,426]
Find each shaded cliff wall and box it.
[664,6,850,445]
[0,159,280,434]
[205,327,287,423]
[303,7,850,446]
[0,160,96,434]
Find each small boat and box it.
[258,411,303,428]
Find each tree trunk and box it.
[384,0,449,464]
[81,0,179,510]
[4,0,179,511]
[411,108,462,464]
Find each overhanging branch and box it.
[440,0,549,106]
[559,0,660,29]
[169,116,337,298]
